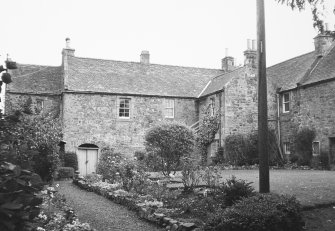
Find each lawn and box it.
[151,169,335,207]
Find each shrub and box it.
[141,152,162,172]
[145,121,194,176]
[57,167,74,179]
[201,166,222,189]
[225,133,257,166]
[219,176,255,206]
[97,148,124,183]
[225,130,283,166]
[0,162,44,231]
[64,152,78,170]
[85,173,103,184]
[181,156,202,192]
[212,146,224,164]
[293,127,316,166]
[204,193,304,231]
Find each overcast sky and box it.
[2,0,335,69]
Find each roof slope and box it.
[66,56,224,97]
[267,52,316,91]
[301,43,335,86]
[199,67,245,97]
[267,42,335,91]
[8,64,63,94]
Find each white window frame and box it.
[283,142,291,155]
[312,141,320,156]
[282,92,290,113]
[210,97,215,116]
[118,98,131,119]
[36,99,44,113]
[164,99,174,118]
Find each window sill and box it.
[117,117,132,122]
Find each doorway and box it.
[77,144,99,176]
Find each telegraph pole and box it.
[257,0,269,193]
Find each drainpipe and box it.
[276,93,281,145]
[219,91,222,147]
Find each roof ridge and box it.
[12,66,62,79]
[72,56,223,71]
[267,51,315,69]
[210,66,245,80]
[17,63,60,68]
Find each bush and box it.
[85,173,103,184]
[97,148,124,183]
[57,167,74,179]
[225,133,258,166]
[212,146,224,164]
[145,121,194,176]
[181,156,202,192]
[219,176,255,206]
[225,130,283,166]
[293,127,316,166]
[64,152,78,170]
[0,162,44,231]
[204,193,304,231]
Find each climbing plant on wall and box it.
[196,111,220,164]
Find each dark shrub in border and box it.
[57,167,74,179]
[204,193,304,231]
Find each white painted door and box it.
[77,148,99,176]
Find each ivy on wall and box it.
[196,111,220,164]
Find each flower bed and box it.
[34,184,96,231]
[73,177,199,231]
[73,172,305,231]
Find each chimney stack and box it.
[140,50,150,64]
[314,26,333,57]
[221,48,235,72]
[244,39,257,67]
[62,37,75,57]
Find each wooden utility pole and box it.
[257,0,269,193]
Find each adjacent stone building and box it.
[267,32,335,163]
[5,38,259,174]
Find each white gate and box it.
[77,147,99,176]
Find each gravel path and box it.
[56,181,164,231]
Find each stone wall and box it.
[62,93,198,157]
[5,93,61,115]
[224,66,258,138]
[279,81,335,160]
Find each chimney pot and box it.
[140,50,150,64]
[62,37,75,57]
[247,39,251,50]
[252,40,256,50]
[225,48,229,57]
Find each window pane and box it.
[284,102,290,112]
[165,108,173,117]
[119,98,130,118]
[284,93,289,102]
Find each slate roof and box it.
[65,56,224,98]
[199,67,245,98]
[8,64,63,94]
[301,43,335,86]
[267,42,335,91]
[266,52,316,91]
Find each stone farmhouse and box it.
[267,32,335,163]
[5,38,258,175]
[5,31,334,175]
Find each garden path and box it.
[56,181,164,231]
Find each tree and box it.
[1,110,62,181]
[276,0,335,34]
[145,121,195,176]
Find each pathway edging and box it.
[73,178,199,231]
